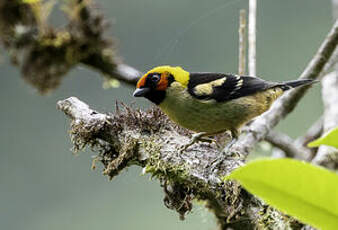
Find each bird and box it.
[133,65,315,151]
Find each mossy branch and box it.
[57,97,302,229]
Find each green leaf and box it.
[22,0,40,4]
[225,158,338,230]
[308,127,338,149]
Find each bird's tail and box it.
[279,79,317,91]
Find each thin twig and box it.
[248,0,257,76]
[81,57,141,85]
[296,117,323,147]
[265,130,312,160]
[238,9,247,75]
[319,47,338,78]
[271,148,287,158]
[332,0,338,22]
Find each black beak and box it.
[133,88,151,97]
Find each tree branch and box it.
[295,117,323,148]
[57,96,303,230]
[228,19,338,158]
[312,71,338,168]
[248,0,257,76]
[82,56,141,85]
[238,9,247,75]
[0,0,140,93]
[311,0,338,169]
[320,47,338,78]
[332,0,338,22]
[265,130,312,160]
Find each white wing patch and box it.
[230,79,244,95]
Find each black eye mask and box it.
[145,72,161,89]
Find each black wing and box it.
[187,73,278,102]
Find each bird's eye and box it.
[151,74,160,83]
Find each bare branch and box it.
[229,19,338,158]
[248,0,257,76]
[269,117,324,162]
[271,147,287,158]
[114,64,142,84]
[82,56,141,85]
[265,130,312,160]
[332,0,338,22]
[296,117,323,148]
[238,9,247,75]
[320,47,338,78]
[311,0,338,169]
[312,71,338,168]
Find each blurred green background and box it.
[0,0,332,229]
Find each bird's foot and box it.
[207,138,237,171]
[179,132,214,153]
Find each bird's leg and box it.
[223,137,237,152]
[208,130,239,170]
[222,129,239,156]
[179,132,213,153]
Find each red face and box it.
[136,72,170,91]
[133,71,174,104]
